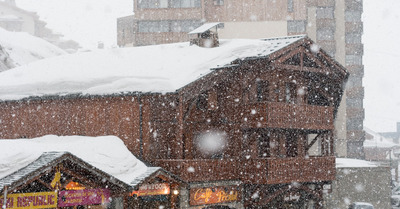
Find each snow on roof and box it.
[336,158,379,168]
[0,27,66,69]
[0,35,305,101]
[364,127,398,148]
[188,22,222,34]
[0,135,148,185]
[0,152,67,189]
[0,14,21,20]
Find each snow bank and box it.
[0,135,148,184]
[0,27,66,69]
[336,158,379,168]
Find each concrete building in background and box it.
[379,122,400,144]
[0,0,80,52]
[324,159,391,209]
[117,0,365,159]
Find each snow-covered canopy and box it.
[0,35,305,101]
[0,135,148,185]
[0,28,66,70]
[364,127,398,148]
[336,158,379,168]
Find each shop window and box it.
[256,80,269,102]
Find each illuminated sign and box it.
[190,186,240,206]
[283,191,301,202]
[65,181,86,190]
[131,183,170,196]
[58,189,110,207]
[0,192,57,209]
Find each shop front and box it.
[0,152,130,209]
[128,169,184,209]
[1,150,185,209]
[182,183,243,209]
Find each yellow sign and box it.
[0,192,57,209]
[190,186,240,206]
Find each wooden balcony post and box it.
[279,132,286,157]
[321,133,327,156]
[270,131,279,157]
[298,133,306,157]
[329,131,334,156]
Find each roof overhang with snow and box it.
[0,152,131,194]
[188,22,224,35]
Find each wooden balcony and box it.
[242,102,334,130]
[241,156,336,184]
[153,159,240,182]
[154,156,336,184]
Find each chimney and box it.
[188,23,224,48]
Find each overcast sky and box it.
[15,0,400,132]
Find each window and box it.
[138,0,168,8]
[139,0,201,8]
[138,20,202,33]
[287,21,306,33]
[316,7,334,19]
[213,0,224,6]
[256,80,269,102]
[171,0,201,8]
[317,28,335,41]
[307,88,329,106]
[287,0,294,12]
[258,133,270,157]
[196,93,208,111]
[285,83,296,104]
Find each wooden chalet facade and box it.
[0,36,348,208]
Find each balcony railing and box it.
[154,159,240,182]
[154,156,336,184]
[242,156,336,184]
[242,102,334,130]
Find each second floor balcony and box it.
[241,102,334,130]
[154,156,336,184]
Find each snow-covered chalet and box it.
[0,35,348,208]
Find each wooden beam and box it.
[272,64,325,74]
[275,47,302,64]
[257,185,289,206]
[306,133,322,152]
[60,168,99,189]
[302,47,326,70]
[37,178,54,191]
